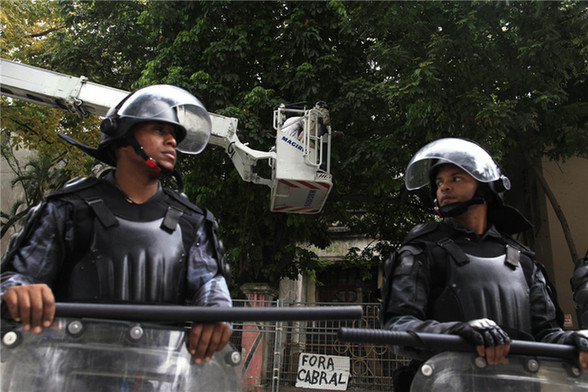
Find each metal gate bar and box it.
[229,300,410,391]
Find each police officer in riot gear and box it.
[1,85,232,364]
[381,138,588,390]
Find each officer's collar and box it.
[443,218,502,241]
[90,171,170,221]
[103,170,163,202]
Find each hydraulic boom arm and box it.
[0,58,274,187]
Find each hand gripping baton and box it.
[337,327,579,361]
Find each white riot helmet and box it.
[405,138,531,234]
[405,138,510,194]
[60,85,211,171]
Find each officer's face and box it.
[435,164,478,207]
[133,122,178,171]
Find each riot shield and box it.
[1,318,242,392]
[410,351,588,392]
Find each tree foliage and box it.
[0,0,100,176]
[342,1,588,260]
[0,0,61,60]
[2,1,587,287]
[0,145,70,238]
[1,0,101,232]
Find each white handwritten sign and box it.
[296,353,350,390]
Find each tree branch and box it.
[27,26,63,38]
[527,158,579,265]
[11,119,56,145]
[513,127,579,266]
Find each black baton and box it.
[337,327,579,361]
[54,303,363,322]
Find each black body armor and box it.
[1,173,229,306]
[430,247,532,334]
[68,217,187,303]
[381,220,562,339]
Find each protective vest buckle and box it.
[161,206,183,232]
[505,245,521,269]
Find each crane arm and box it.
[0,58,274,186]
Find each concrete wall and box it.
[542,157,588,329]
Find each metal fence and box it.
[229,299,410,392]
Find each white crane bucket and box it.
[270,105,333,214]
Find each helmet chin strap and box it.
[436,196,485,218]
[126,136,185,193]
[126,136,173,175]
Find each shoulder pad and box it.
[383,245,423,277]
[403,221,443,244]
[397,244,423,256]
[572,262,588,290]
[162,188,205,216]
[46,177,100,199]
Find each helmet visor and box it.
[117,85,211,154]
[174,103,212,154]
[405,138,502,190]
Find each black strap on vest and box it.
[436,237,521,270]
[87,198,184,233]
[86,199,118,229]
[437,238,469,266]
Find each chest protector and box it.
[49,175,216,305]
[430,239,533,335]
[68,216,186,304]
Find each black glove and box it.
[449,318,511,347]
[572,331,588,352]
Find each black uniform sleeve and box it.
[185,212,232,309]
[383,244,461,330]
[381,244,463,359]
[1,201,71,295]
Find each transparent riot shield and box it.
[410,351,588,392]
[1,318,242,392]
